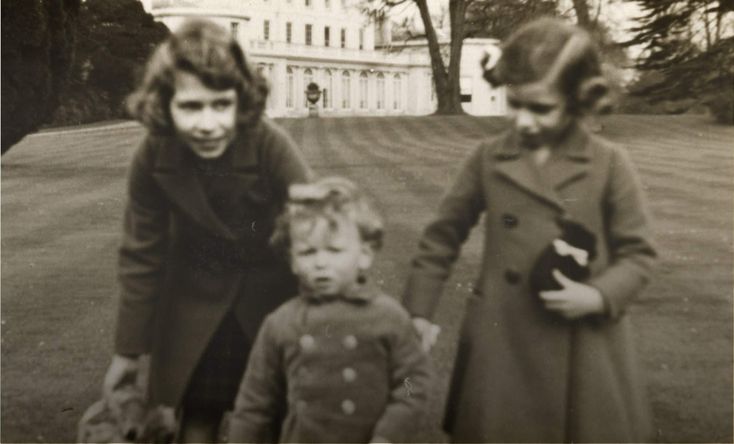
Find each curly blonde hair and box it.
[270,177,384,255]
[482,17,614,115]
[127,18,268,135]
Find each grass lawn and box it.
[2,115,732,443]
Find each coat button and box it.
[342,335,358,350]
[299,334,315,350]
[341,399,356,415]
[342,367,357,382]
[502,213,518,228]
[504,269,521,284]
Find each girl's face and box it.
[506,82,573,149]
[289,216,373,297]
[169,71,238,159]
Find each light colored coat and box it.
[229,286,434,443]
[404,124,656,443]
[114,118,311,407]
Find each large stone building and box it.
[141,0,506,117]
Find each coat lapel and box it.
[492,126,591,213]
[151,134,259,240]
[545,125,591,191]
[493,132,565,211]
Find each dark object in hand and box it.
[530,218,597,295]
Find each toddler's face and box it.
[506,82,572,149]
[289,216,373,297]
[169,71,238,159]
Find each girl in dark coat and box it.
[405,18,657,443]
[101,19,312,442]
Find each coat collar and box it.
[493,124,591,212]
[152,124,261,173]
[149,124,262,239]
[301,281,378,304]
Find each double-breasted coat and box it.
[114,118,311,408]
[229,285,433,443]
[404,124,657,443]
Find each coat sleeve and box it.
[229,314,286,444]
[588,146,657,319]
[403,144,486,319]
[114,144,169,356]
[371,311,433,443]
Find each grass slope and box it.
[1,115,732,442]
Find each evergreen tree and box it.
[625,0,733,123]
[52,0,169,126]
[1,0,81,154]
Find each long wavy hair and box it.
[482,17,614,115]
[127,18,269,135]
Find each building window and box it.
[341,71,351,109]
[376,73,385,110]
[359,28,364,50]
[324,26,330,47]
[393,74,401,110]
[230,22,239,39]
[305,24,312,45]
[324,69,333,108]
[263,20,270,40]
[340,28,346,48]
[286,67,295,109]
[460,77,472,103]
[359,71,368,109]
[286,22,292,43]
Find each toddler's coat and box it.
[405,124,656,443]
[229,285,433,443]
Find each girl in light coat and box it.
[405,18,657,443]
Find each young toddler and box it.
[229,177,433,443]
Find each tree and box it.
[52,0,169,126]
[1,0,81,154]
[366,0,566,114]
[624,0,733,123]
[465,0,557,41]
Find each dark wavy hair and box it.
[127,18,269,134]
[482,17,614,115]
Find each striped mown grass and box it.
[2,115,732,442]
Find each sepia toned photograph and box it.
[1,0,732,442]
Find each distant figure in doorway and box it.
[102,18,312,442]
[405,17,656,443]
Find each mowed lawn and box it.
[2,115,732,443]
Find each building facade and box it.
[142,0,506,117]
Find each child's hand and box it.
[412,317,441,352]
[538,270,605,320]
[103,354,140,398]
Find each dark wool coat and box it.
[229,286,434,443]
[404,124,657,443]
[114,118,311,408]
